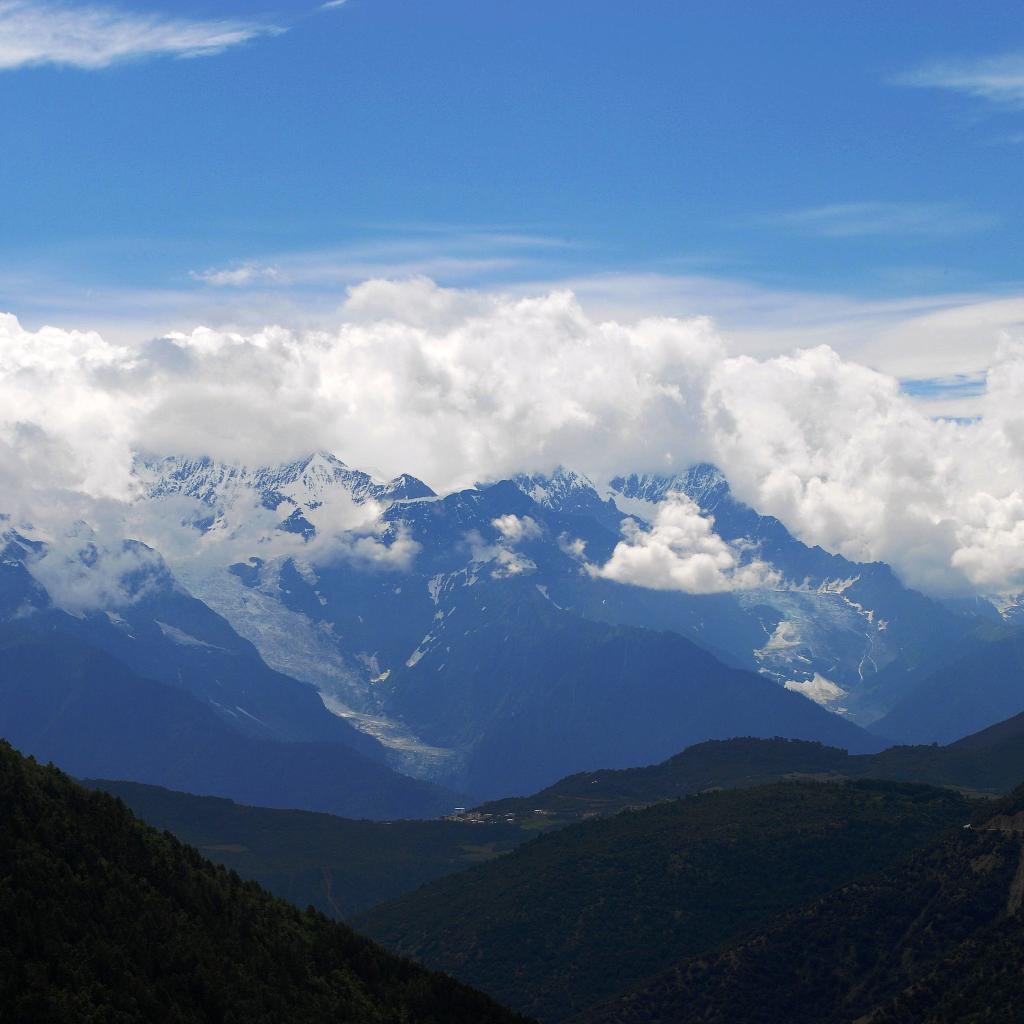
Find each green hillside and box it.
[0,740,529,1024]
[81,721,1024,944]
[89,778,528,918]
[357,780,975,1023]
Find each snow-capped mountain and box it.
[4,450,1012,803]
[124,455,987,779]
[135,451,435,539]
[505,466,972,721]
[0,524,381,751]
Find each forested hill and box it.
[0,740,529,1024]
[358,780,975,1023]
[87,777,529,919]
[580,787,1024,1024]
[476,728,1024,825]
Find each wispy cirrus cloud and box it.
[896,53,1024,108]
[189,230,576,290]
[755,201,996,239]
[191,263,284,287]
[0,0,282,71]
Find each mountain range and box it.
[2,449,1022,808]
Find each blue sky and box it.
[2,0,1024,388]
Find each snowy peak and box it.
[254,451,433,508]
[510,467,598,506]
[507,467,620,526]
[134,452,435,535]
[0,529,49,619]
[386,472,437,501]
[610,464,729,510]
[136,454,256,507]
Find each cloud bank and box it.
[0,1,280,71]
[1,278,1023,597]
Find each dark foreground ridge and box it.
[0,739,529,1024]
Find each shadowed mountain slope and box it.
[357,781,974,1023]
[579,787,1024,1024]
[0,622,458,820]
[87,779,528,918]
[874,623,1024,744]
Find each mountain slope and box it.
[873,623,1024,743]
[568,466,971,718]
[579,790,1024,1024]
[383,576,883,798]
[357,781,974,1023]
[0,621,457,820]
[0,528,385,757]
[0,739,527,1023]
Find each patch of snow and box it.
[155,621,224,650]
[319,693,456,776]
[234,705,269,728]
[991,593,1024,618]
[817,576,860,595]
[105,611,135,636]
[784,673,849,713]
[172,562,367,703]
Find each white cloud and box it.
[492,514,542,544]
[12,236,1023,393]
[464,515,543,578]
[897,53,1024,107]
[317,526,421,572]
[704,338,1024,595]
[466,530,536,578]
[0,0,281,71]
[19,515,166,615]
[755,202,995,238]
[191,263,283,287]
[511,272,1017,387]
[592,495,779,594]
[2,281,1024,598]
